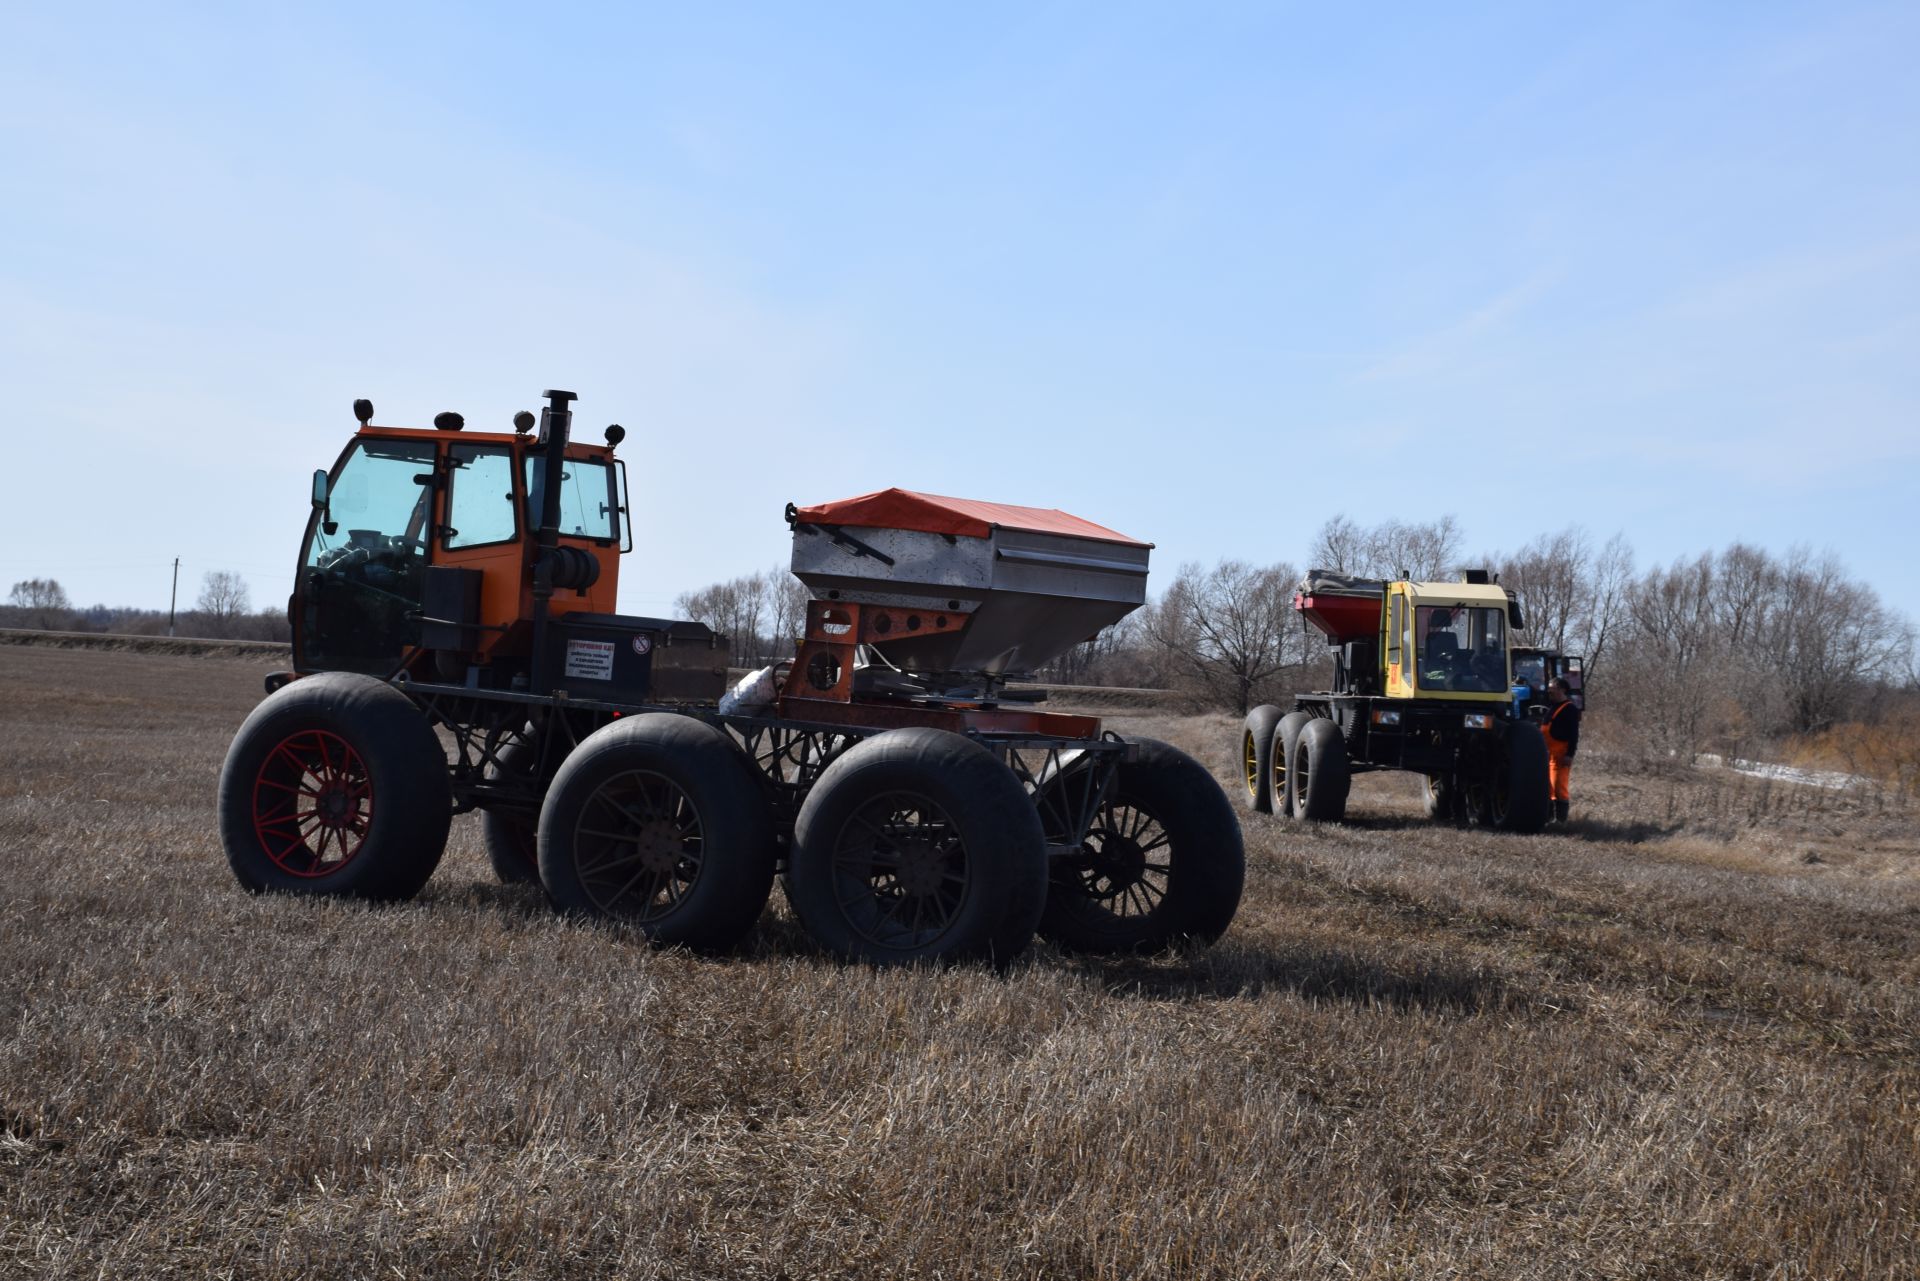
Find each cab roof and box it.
[355,424,611,455]
[1402,580,1511,607]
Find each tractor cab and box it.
[1380,580,1514,701]
[1511,647,1585,715]
[291,395,717,697]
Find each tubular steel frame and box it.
[392,677,1130,859]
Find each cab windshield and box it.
[1415,605,1506,692]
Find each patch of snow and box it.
[1694,753,1866,792]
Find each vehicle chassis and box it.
[1290,692,1516,779]
[391,676,1133,862]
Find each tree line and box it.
[2,572,289,642]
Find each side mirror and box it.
[312,470,339,535]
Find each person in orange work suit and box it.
[1541,678,1581,825]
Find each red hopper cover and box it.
[791,488,1148,548]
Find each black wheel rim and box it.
[830,790,970,950]
[1464,775,1510,825]
[1063,798,1171,921]
[569,769,704,920]
[1486,769,1512,825]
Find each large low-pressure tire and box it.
[785,728,1048,966]
[1271,711,1313,817]
[1500,722,1552,834]
[1241,704,1286,814]
[482,738,541,885]
[218,672,452,901]
[538,714,775,951]
[1290,718,1351,822]
[1462,723,1552,834]
[1037,738,1245,954]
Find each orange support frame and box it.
[776,599,1102,740]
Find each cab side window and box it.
[525,456,615,541]
[447,444,517,549]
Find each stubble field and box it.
[1,643,1915,1279]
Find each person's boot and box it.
[1553,800,1570,826]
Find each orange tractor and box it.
[218,389,1243,964]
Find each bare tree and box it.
[1605,542,1912,753]
[1368,516,1463,582]
[1617,551,1723,756]
[676,571,784,664]
[766,565,811,659]
[1769,549,1912,735]
[1308,516,1370,574]
[5,578,72,630]
[1144,559,1302,712]
[196,571,251,632]
[1712,543,1776,649]
[1578,533,1634,680]
[1039,613,1150,686]
[9,579,70,608]
[733,572,769,665]
[1498,527,1589,654]
[1306,514,1463,582]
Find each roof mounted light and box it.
[433,411,465,432]
[512,411,535,434]
[352,398,373,426]
[604,423,626,448]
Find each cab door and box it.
[1383,586,1416,697]
[436,439,527,655]
[296,437,439,675]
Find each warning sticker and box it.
[564,638,616,681]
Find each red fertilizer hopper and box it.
[785,488,1151,693]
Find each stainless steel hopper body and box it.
[790,523,1149,677]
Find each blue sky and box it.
[3,3,1916,617]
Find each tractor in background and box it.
[1511,647,1586,716]
[1240,569,1555,832]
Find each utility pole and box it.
[168,558,179,637]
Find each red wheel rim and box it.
[251,730,375,877]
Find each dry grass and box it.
[0,628,291,660]
[1,647,1915,1279]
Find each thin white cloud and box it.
[1359,271,1561,383]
